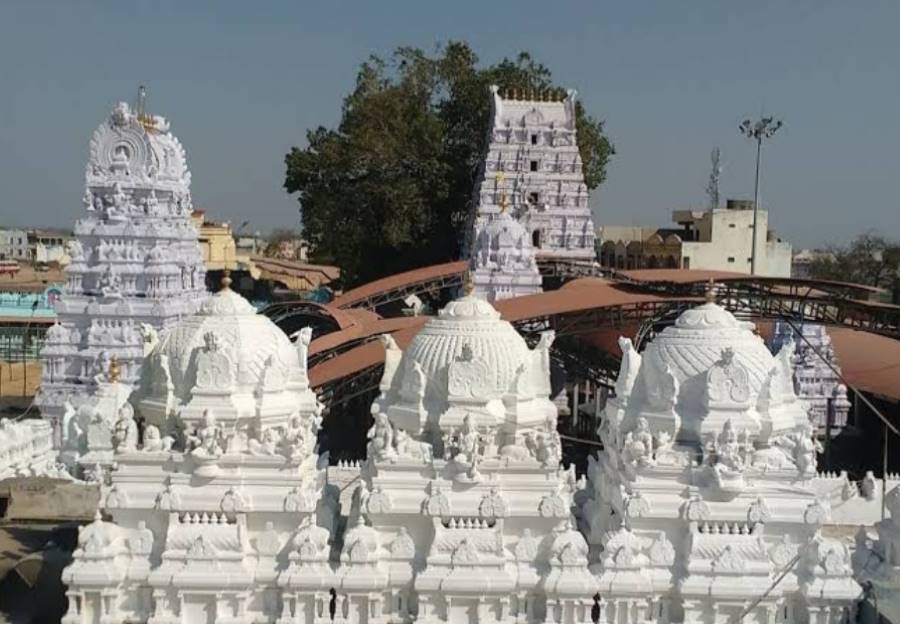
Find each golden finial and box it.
[462,270,475,296]
[109,355,121,383]
[704,278,717,303]
[221,269,232,291]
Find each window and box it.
[682,257,691,269]
[531,134,538,145]
[530,160,538,172]
[727,257,735,263]
[528,192,539,204]
[729,223,736,228]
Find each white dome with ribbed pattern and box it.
[401,293,531,402]
[151,287,301,402]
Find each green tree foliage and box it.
[808,232,900,289]
[284,42,614,286]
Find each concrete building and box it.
[29,230,73,266]
[599,199,792,277]
[0,229,29,261]
[191,210,238,272]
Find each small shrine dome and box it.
[151,287,300,403]
[621,299,806,445]
[400,292,532,402]
[645,301,774,390]
[377,288,556,436]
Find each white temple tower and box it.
[37,95,207,451]
[465,85,597,265]
[770,322,851,434]
[470,173,544,302]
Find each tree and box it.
[284,42,614,286]
[808,233,900,289]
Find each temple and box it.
[770,321,851,434]
[469,173,543,302]
[581,295,864,623]
[61,280,326,623]
[36,95,207,467]
[465,85,597,267]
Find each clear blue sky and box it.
[1,1,898,248]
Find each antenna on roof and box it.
[706,147,722,210]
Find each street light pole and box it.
[739,116,782,275]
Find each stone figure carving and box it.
[194,331,234,391]
[188,409,224,458]
[621,417,655,473]
[138,323,158,356]
[141,424,172,452]
[707,348,751,406]
[294,326,312,375]
[615,337,642,402]
[112,405,138,452]
[367,412,396,462]
[248,428,282,456]
[394,428,432,463]
[98,264,123,299]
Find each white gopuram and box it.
[61,280,326,624]
[581,293,862,623]
[770,321,851,434]
[37,94,207,463]
[466,85,597,265]
[470,174,543,302]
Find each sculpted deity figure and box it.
[249,428,282,456]
[394,428,432,462]
[294,326,313,375]
[794,421,822,477]
[367,412,396,461]
[457,414,481,465]
[98,264,123,299]
[188,409,224,458]
[622,417,654,471]
[91,351,112,385]
[112,405,138,452]
[715,420,745,473]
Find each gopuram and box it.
[37,93,207,466]
[464,85,597,300]
[770,321,851,434]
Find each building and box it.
[791,248,833,280]
[58,281,895,623]
[36,98,207,464]
[469,189,543,302]
[465,86,597,265]
[600,199,792,277]
[29,229,73,265]
[191,210,238,272]
[0,229,29,261]
[581,295,869,622]
[60,281,324,623]
[770,321,851,435]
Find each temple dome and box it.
[623,301,805,444]
[645,302,773,391]
[150,287,301,403]
[400,293,531,402]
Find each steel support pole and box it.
[750,137,762,276]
